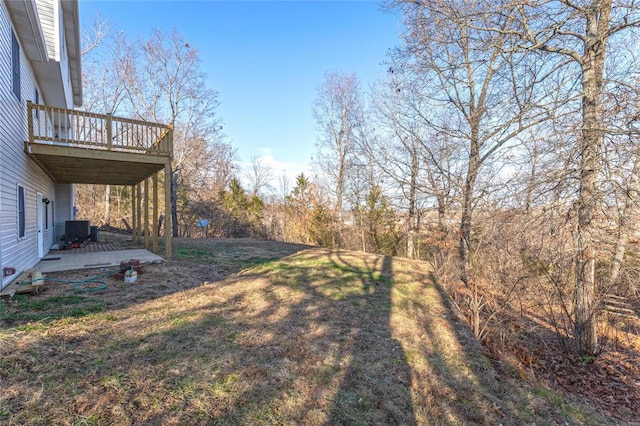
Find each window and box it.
[11,30,20,101]
[17,185,25,239]
[45,202,49,230]
[34,88,39,118]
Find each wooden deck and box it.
[25,102,173,186]
[23,102,173,258]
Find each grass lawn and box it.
[0,238,608,425]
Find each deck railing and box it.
[27,102,173,158]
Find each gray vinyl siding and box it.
[0,3,62,289]
[54,183,75,241]
[57,4,73,109]
[35,0,57,61]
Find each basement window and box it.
[17,185,25,239]
[11,30,20,101]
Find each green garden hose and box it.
[17,266,133,293]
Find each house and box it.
[1,0,172,291]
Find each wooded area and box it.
[76,0,640,358]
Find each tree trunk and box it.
[437,196,446,232]
[170,168,179,238]
[524,143,538,215]
[471,276,481,338]
[103,185,111,226]
[336,151,345,248]
[407,147,419,259]
[607,145,640,289]
[574,1,611,355]
[459,140,480,287]
[360,208,367,252]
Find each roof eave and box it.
[5,0,50,62]
[60,0,82,107]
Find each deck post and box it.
[144,178,149,249]
[27,101,33,143]
[106,113,113,150]
[168,124,174,157]
[131,185,136,242]
[164,162,172,258]
[153,172,159,253]
[136,183,142,244]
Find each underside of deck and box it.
[25,142,167,186]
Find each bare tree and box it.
[369,79,420,258]
[313,71,364,243]
[370,76,461,258]
[388,0,561,338]
[80,19,234,236]
[245,156,274,197]
[123,28,226,237]
[277,171,290,202]
[81,16,130,226]
[601,77,640,292]
[502,0,640,355]
[81,12,111,56]
[390,1,549,328]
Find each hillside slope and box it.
[1,239,607,424]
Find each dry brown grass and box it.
[0,238,608,425]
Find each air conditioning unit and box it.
[65,220,90,241]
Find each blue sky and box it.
[79,1,402,185]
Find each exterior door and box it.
[36,192,44,258]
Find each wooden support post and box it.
[136,183,142,244]
[153,172,159,253]
[27,101,34,143]
[168,124,174,157]
[131,185,136,242]
[164,162,172,258]
[144,178,150,249]
[106,113,113,150]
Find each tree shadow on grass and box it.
[324,253,416,425]
[0,238,311,328]
[0,248,607,424]
[1,248,414,424]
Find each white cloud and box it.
[238,152,312,197]
[257,147,273,155]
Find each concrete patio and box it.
[36,246,164,273]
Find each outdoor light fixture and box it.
[42,198,50,204]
